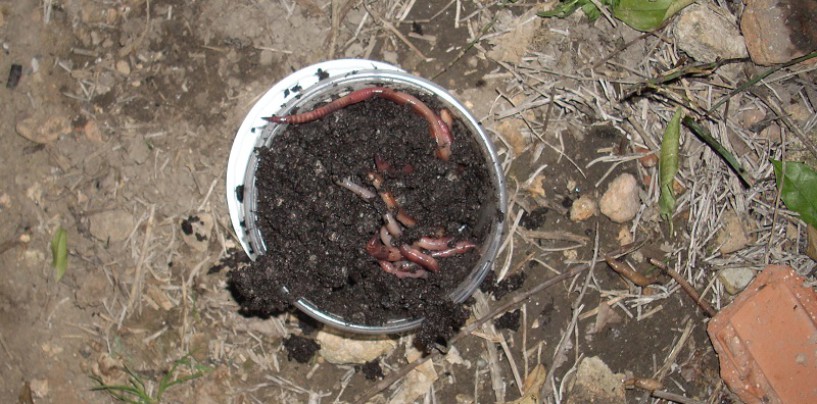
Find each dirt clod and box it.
[283,335,320,364]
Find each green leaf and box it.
[683,117,754,187]
[771,160,817,228]
[611,0,695,31]
[537,0,584,18]
[659,108,682,228]
[50,227,68,283]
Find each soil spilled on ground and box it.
[230,90,496,346]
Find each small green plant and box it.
[92,355,211,403]
[771,160,817,228]
[51,227,68,282]
[539,0,695,31]
[659,108,682,232]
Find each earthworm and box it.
[414,236,453,251]
[366,236,402,261]
[374,155,391,173]
[380,191,398,210]
[430,240,476,258]
[395,210,416,228]
[440,108,453,129]
[366,171,384,190]
[383,213,402,238]
[399,244,440,272]
[335,177,376,200]
[379,226,393,247]
[266,87,453,161]
[378,260,429,279]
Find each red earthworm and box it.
[430,240,477,258]
[414,236,453,251]
[335,177,376,200]
[378,260,429,279]
[380,191,398,210]
[374,155,391,173]
[266,87,453,161]
[395,210,416,228]
[399,244,440,272]
[366,171,384,190]
[366,236,401,261]
[383,213,402,238]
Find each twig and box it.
[123,205,156,323]
[353,264,592,403]
[648,258,717,317]
[760,94,817,160]
[709,50,817,113]
[431,14,497,80]
[363,2,431,62]
[651,390,705,404]
[682,117,755,187]
[605,256,657,287]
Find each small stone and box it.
[569,195,597,222]
[718,267,756,295]
[715,210,755,254]
[89,210,135,242]
[496,119,528,156]
[759,125,782,142]
[617,226,633,246]
[635,147,658,168]
[566,357,625,404]
[316,330,396,365]
[81,119,104,142]
[16,112,72,144]
[673,4,747,63]
[806,225,817,262]
[599,173,641,223]
[736,106,766,130]
[29,379,49,398]
[741,0,817,65]
[115,60,131,75]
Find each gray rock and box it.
[674,4,748,63]
[741,0,817,65]
[718,267,756,295]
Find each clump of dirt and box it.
[494,309,521,331]
[230,91,495,346]
[283,335,320,364]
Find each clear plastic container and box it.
[226,59,507,334]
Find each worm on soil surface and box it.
[383,213,402,238]
[379,260,429,279]
[430,240,476,258]
[265,87,453,160]
[335,177,376,200]
[414,236,453,251]
[366,236,401,261]
[399,244,440,272]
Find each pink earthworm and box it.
[430,240,477,258]
[366,171,384,190]
[378,261,429,279]
[379,225,393,246]
[399,244,440,272]
[366,236,402,261]
[335,177,376,200]
[395,210,416,228]
[380,191,398,210]
[414,236,453,251]
[383,212,402,238]
[265,87,453,161]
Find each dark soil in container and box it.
[230,90,496,346]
